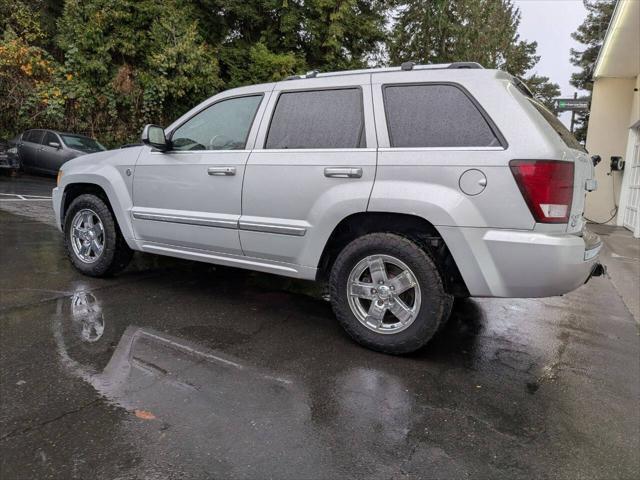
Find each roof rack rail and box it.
[448,62,483,69]
[281,62,485,81]
[285,70,320,81]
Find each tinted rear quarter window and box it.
[383,84,501,148]
[266,88,364,149]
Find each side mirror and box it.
[141,124,169,151]
[49,142,61,149]
[591,155,601,167]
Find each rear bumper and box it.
[439,226,603,298]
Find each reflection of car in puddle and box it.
[52,291,427,477]
[71,291,104,343]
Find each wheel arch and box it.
[61,180,136,249]
[317,211,469,297]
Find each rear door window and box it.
[265,88,364,149]
[383,84,502,148]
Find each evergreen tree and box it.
[55,0,221,145]
[525,74,561,111]
[388,0,560,110]
[194,0,388,86]
[570,0,616,142]
[388,0,538,76]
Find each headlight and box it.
[7,147,17,154]
[57,170,63,186]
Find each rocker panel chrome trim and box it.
[132,211,238,229]
[238,221,307,236]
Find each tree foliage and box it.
[54,0,221,145]
[388,0,559,105]
[0,1,65,138]
[1,0,563,146]
[525,74,561,111]
[389,0,538,76]
[569,0,616,142]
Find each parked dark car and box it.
[15,129,106,175]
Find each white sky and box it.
[514,0,589,125]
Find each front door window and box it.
[170,95,263,151]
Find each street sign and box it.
[555,98,590,112]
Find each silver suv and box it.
[52,62,604,354]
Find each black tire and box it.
[329,233,452,354]
[437,295,455,334]
[64,194,133,277]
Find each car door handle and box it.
[207,167,236,176]
[324,167,363,178]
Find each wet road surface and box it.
[1,174,639,479]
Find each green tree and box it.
[388,0,561,115]
[55,0,221,146]
[0,1,65,139]
[525,74,561,111]
[388,0,538,76]
[570,0,616,142]
[194,0,388,86]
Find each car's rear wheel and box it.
[330,233,452,354]
[64,194,132,277]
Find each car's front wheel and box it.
[329,233,452,354]
[64,194,133,277]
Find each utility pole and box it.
[569,92,577,134]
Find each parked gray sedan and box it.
[16,129,106,175]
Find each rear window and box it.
[265,88,364,149]
[383,84,502,148]
[527,98,586,152]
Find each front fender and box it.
[57,149,141,249]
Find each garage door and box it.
[622,127,640,237]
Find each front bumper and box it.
[0,154,19,169]
[440,226,603,298]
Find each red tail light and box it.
[509,160,574,224]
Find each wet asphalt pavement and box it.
[1,174,639,479]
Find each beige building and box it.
[585,0,640,237]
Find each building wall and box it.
[585,77,635,223]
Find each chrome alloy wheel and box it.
[70,209,105,264]
[347,254,421,334]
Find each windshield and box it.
[60,134,106,153]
